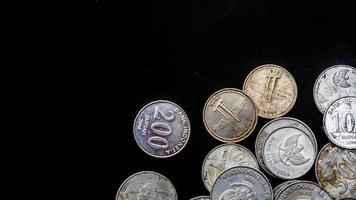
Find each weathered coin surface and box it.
[133,100,190,158]
[313,65,356,113]
[262,127,315,179]
[190,196,210,200]
[315,143,356,199]
[116,171,178,200]
[202,144,259,191]
[273,180,300,198]
[275,181,333,200]
[203,88,258,142]
[211,166,273,200]
[243,64,297,119]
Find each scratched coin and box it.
[203,88,258,143]
[262,127,316,179]
[190,196,210,200]
[243,64,298,119]
[275,181,333,200]
[323,96,356,149]
[210,166,273,200]
[116,171,178,200]
[313,65,356,113]
[202,144,259,191]
[133,100,190,158]
[315,143,356,199]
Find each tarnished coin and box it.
[203,88,258,142]
[133,100,190,158]
[275,181,333,200]
[243,64,297,119]
[202,144,259,191]
[211,166,273,200]
[323,96,356,149]
[315,143,356,199]
[116,171,178,200]
[262,127,316,179]
[190,196,210,200]
[313,65,356,113]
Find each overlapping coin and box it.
[273,180,301,197]
[190,196,210,200]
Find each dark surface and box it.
[80,0,356,199]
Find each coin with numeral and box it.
[190,196,210,200]
[243,64,298,119]
[133,100,191,158]
[275,181,333,200]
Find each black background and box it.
[80,0,355,199]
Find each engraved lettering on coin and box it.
[275,181,333,200]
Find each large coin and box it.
[275,181,333,200]
[315,143,356,199]
[116,171,178,200]
[313,65,356,113]
[203,88,258,142]
[243,64,297,119]
[210,166,273,200]
[323,96,356,149]
[190,196,210,200]
[201,144,259,191]
[133,100,191,158]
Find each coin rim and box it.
[275,180,333,200]
[189,196,210,200]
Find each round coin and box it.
[313,65,356,113]
[275,181,333,200]
[273,180,300,198]
[133,100,191,158]
[203,88,258,142]
[243,64,298,119]
[116,171,178,200]
[190,196,210,200]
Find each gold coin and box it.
[203,88,258,143]
[243,64,297,119]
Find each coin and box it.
[262,127,316,179]
[243,64,298,118]
[203,88,258,142]
[133,100,191,158]
[210,166,273,200]
[116,171,178,200]
[190,196,210,200]
[201,144,259,191]
[273,180,300,197]
[323,96,356,149]
[315,143,356,199]
[275,181,333,200]
[313,65,356,113]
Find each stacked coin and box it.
[190,196,210,200]
[274,180,333,199]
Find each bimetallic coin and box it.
[313,65,356,113]
[243,64,297,119]
[202,144,259,191]
[211,166,273,200]
[315,143,356,199]
[116,171,178,200]
[203,88,258,143]
[323,96,356,149]
[275,181,333,200]
[133,100,191,158]
[190,196,210,200]
[262,127,315,179]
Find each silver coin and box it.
[133,100,191,158]
[273,180,301,198]
[202,144,259,191]
[211,166,273,200]
[313,65,356,113]
[262,127,316,179]
[190,196,210,200]
[116,171,178,200]
[323,96,356,149]
[275,181,333,200]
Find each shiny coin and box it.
[133,100,190,158]
[202,144,259,191]
[190,196,210,200]
[116,171,178,200]
[323,96,356,149]
[243,64,297,119]
[313,65,356,113]
[203,88,258,142]
[273,180,300,198]
[275,181,333,200]
[315,143,356,199]
[211,166,273,200]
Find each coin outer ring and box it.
[242,64,298,119]
[275,180,333,200]
[314,143,332,196]
[189,196,210,200]
[133,100,191,158]
[202,88,258,143]
[115,171,178,200]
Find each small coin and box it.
[211,166,273,200]
[202,144,259,191]
[203,88,258,142]
[275,181,333,200]
[323,96,356,149]
[315,143,356,199]
[116,171,178,200]
[190,196,210,200]
[133,100,191,158]
[313,65,356,113]
[243,64,298,119]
